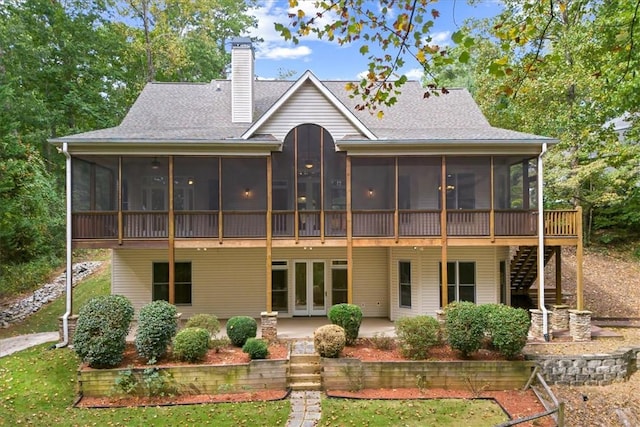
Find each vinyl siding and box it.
[353,247,389,317]
[112,248,266,319]
[256,81,365,140]
[388,246,509,320]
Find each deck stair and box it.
[510,245,556,292]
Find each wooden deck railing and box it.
[71,209,579,240]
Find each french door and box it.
[294,261,326,316]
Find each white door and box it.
[293,261,326,316]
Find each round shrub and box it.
[328,303,363,345]
[242,338,269,360]
[314,324,346,358]
[445,301,485,358]
[73,295,134,368]
[225,316,257,347]
[134,300,178,363]
[172,327,210,362]
[185,314,221,337]
[395,315,440,360]
[486,305,530,359]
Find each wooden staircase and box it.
[510,245,556,292]
[288,353,322,391]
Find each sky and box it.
[245,0,504,81]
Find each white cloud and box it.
[258,45,313,60]
[404,68,425,80]
[430,31,451,46]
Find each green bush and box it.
[185,314,221,337]
[395,315,440,360]
[314,324,346,358]
[242,338,269,360]
[210,336,231,352]
[172,327,210,362]
[445,301,485,358]
[225,316,257,347]
[134,300,178,363]
[486,305,530,359]
[328,303,363,345]
[73,295,134,368]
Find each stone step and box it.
[289,372,321,383]
[289,381,323,391]
[290,354,320,364]
[290,363,321,375]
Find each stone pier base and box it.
[260,311,278,341]
[58,314,79,344]
[529,309,552,341]
[569,310,592,342]
[551,304,570,331]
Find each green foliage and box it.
[185,314,221,337]
[73,295,134,368]
[395,316,441,360]
[141,367,177,397]
[444,302,485,358]
[313,324,346,358]
[172,327,210,363]
[134,300,178,363]
[368,333,395,351]
[113,369,138,395]
[225,316,257,347]
[328,303,363,346]
[486,305,530,359]
[210,336,232,352]
[242,338,269,360]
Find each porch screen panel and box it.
[174,157,219,237]
[323,129,346,236]
[493,156,538,236]
[445,157,491,210]
[121,157,168,238]
[272,131,295,236]
[351,157,395,236]
[221,157,266,237]
[71,156,118,239]
[398,157,441,236]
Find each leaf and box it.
[458,51,470,64]
[451,30,464,44]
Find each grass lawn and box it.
[0,262,111,339]
[0,343,290,426]
[320,397,509,426]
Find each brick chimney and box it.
[230,37,254,123]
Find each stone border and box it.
[526,346,640,386]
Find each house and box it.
[51,39,584,335]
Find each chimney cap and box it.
[230,37,253,48]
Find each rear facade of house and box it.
[53,39,582,321]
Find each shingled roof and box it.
[53,72,555,145]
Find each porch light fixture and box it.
[244,188,251,198]
[187,177,194,185]
[367,188,374,197]
[304,159,314,169]
[151,157,161,170]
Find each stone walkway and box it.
[286,340,321,427]
[0,332,59,358]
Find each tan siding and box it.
[112,248,266,319]
[256,81,365,140]
[353,247,389,317]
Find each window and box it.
[331,260,348,305]
[439,261,476,305]
[153,262,192,305]
[272,261,288,313]
[399,261,411,308]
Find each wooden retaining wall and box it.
[322,359,536,391]
[78,360,288,397]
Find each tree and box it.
[121,0,258,82]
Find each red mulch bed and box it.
[79,339,554,426]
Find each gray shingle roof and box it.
[54,75,554,144]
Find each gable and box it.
[251,79,370,141]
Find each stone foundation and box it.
[551,305,570,330]
[261,311,278,341]
[569,310,592,342]
[58,314,79,344]
[528,309,552,340]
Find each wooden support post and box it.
[346,156,353,303]
[490,156,495,242]
[440,156,448,307]
[118,156,123,245]
[320,129,325,243]
[266,156,273,312]
[218,158,223,244]
[394,157,399,242]
[168,156,175,304]
[576,206,584,310]
[555,246,562,304]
